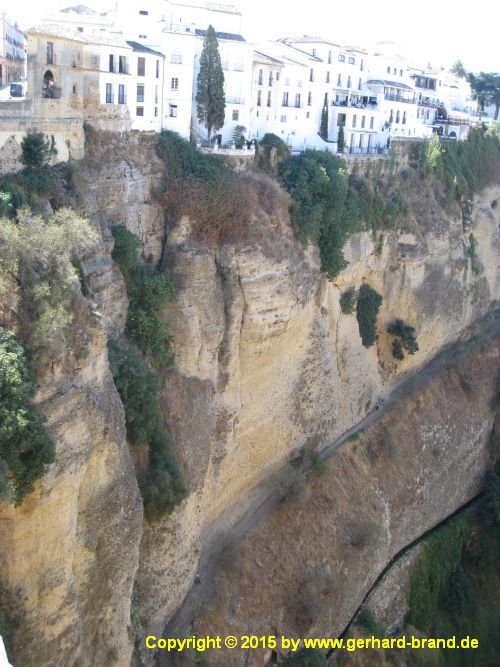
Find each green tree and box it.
[319,105,328,140]
[356,284,383,348]
[467,72,500,119]
[337,125,345,153]
[232,124,246,149]
[20,129,55,168]
[196,25,226,144]
[451,59,466,78]
[0,327,55,505]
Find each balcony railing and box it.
[384,93,415,104]
[418,97,441,108]
[436,116,469,126]
[42,85,62,99]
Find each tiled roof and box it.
[195,29,245,42]
[126,41,165,57]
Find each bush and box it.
[20,129,55,168]
[107,341,186,521]
[387,319,419,359]
[284,648,327,666]
[111,226,175,368]
[0,327,55,505]
[355,607,381,635]
[356,284,383,348]
[339,287,358,314]
[0,208,98,364]
[232,124,246,149]
[480,467,500,537]
[279,150,360,278]
[407,516,467,630]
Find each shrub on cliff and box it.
[284,648,327,666]
[111,225,175,368]
[0,208,98,365]
[387,319,419,360]
[339,287,358,315]
[279,150,360,278]
[356,284,383,348]
[0,327,55,505]
[107,341,187,521]
[256,133,290,171]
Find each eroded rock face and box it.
[135,182,500,660]
[168,335,498,666]
[0,131,498,667]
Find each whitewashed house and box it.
[249,49,284,140]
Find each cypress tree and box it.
[196,25,226,145]
[337,126,345,153]
[320,105,329,140]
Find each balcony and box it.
[42,84,62,99]
[418,96,441,108]
[383,93,415,104]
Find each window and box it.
[119,56,127,74]
[118,84,125,104]
[136,84,144,102]
[267,90,272,107]
[295,93,301,107]
[137,57,145,76]
[389,110,393,123]
[426,109,430,119]
[326,71,330,83]
[109,54,115,72]
[155,85,158,104]
[307,91,312,105]
[395,110,400,123]
[399,69,403,76]
[171,54,182,64]
[337,113,346,126]
[387,66,390,74]
[358,78,362,90]
[347,76,351,88]
[156,60,160,78]
[339,54,345,62]
[47,42,54,65]
[337,74,342,86]
[370,116,374,129]
[393,67,397,75]
[77,27,84,33]
[72,83,77,95]
[348,56,355,64]
[169,104,177,117]
[154,107,158,117]
[258,69,263,85]
[328,50,332,64]
[276,71,280,81]
[282,91,289,106]
[136,107,144,116]
[139,10,149,15]
[360,58,364,71]
[306,111,310,118]
[402,111,407,124]
[257,90,262,106]
[139,34,147,39]
[171,77,179,90]
[269,71,273,86]
[280,115,287,123]
[312,48,317,56]
[352,114,357,128]
[361,115,365,128]
[105,83,113,103]
[232,109,239,121]
[309,68,314,82]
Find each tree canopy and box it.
[467,72,500,119]
[196,25,226,144]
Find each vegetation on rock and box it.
[387,319,419,360]
[0,327,55,505]
[108,341,187,521]
[339,287,358,315]
[356,284,383,348]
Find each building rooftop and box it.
[169,0,241,16]
[194,28,245,42]
[26,24,87,42]
[126,40,165,57]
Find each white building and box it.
[1,12,26,87]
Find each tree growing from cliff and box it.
[196,25,226,145]
[20,129,55,168]
[356,284,383,348]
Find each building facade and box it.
[0,13,26,87]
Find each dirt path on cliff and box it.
[158,310,500,656]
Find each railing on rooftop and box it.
[383,93,415,104]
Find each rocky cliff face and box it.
[0,132,498,666]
